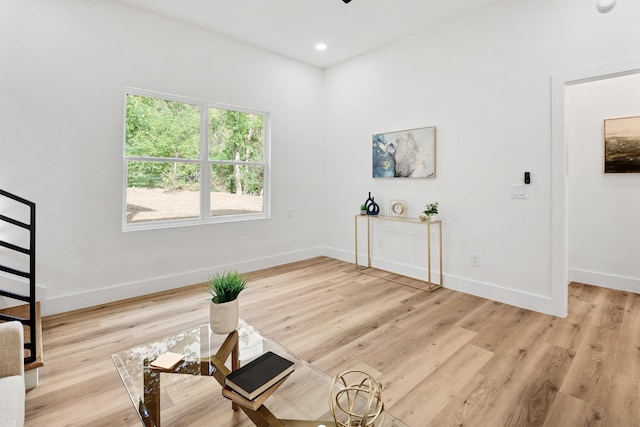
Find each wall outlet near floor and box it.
[377,238,384,248]
[288,208,294,219]
[471,253,480,267]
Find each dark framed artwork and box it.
[372,126,436,178]
[604,115,640,173]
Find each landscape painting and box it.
[372,126,436,178]
[604,116,640,173]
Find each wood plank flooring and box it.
[22,257,640,426]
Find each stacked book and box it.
[224,351,294,402]
[150,352,184,370]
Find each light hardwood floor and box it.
[23,257,639,426]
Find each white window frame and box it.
[122,88,271,231]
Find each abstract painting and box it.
[372,126,436,178]
[604,116,640,173]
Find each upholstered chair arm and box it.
[0,321,24,378]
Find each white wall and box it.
[322,0,640,316]
[2,0,639,317]
[568,73,640,292]
[0,0,324,314]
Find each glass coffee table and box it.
[112,319,407,427]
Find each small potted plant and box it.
[206,270,247,334]
[419,202,439,222]
[360,204,367,215]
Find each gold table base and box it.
[354,215,443,293]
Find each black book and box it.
[225,351,295,400]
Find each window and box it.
[123,89,269,230]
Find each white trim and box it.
[262,112,272,219]
[125,156,202,163]
[41,247,324,316]
[570,268,640,294]
[122,211,269,232]
[444,274,555,316]
[326,246,555,314]
[370,256,442,284]
[125,87,269,117]
[126,156,236,164]
[36,244,590,317]
[200,103,211,221]
[551,57,640,318]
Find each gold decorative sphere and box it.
[329,370,386,427]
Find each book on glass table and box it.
[225,351,295,400]
[150,352,184,370]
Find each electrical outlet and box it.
[471,253,480,267]
[377,238,384,248]
[288,208,293,219]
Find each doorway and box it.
[551,59,640,316]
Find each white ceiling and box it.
[115,0,503,68]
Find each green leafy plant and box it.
[206,270,247,304]
[423,202,439,215]
[360,204,367,210]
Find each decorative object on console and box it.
[360,204,367,215]
[604,115,640,173]
[207,270,247,334]
[389,200,407,218]
[372,126,436,179]
[363,192,380,216]
[329,369,386,427]
[420,201,439,222]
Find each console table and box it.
[354,215,443,292]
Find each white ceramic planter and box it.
[210,298,239,334]
[419,213,438,222]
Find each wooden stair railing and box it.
[0,188,38,365]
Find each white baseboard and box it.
[325,246,559,316]
[0,273,47,310]
[570,268,640,294]
[40,246,567,317]
[326,247,441,281]
[42,247,324,315]
[444,274,557,316]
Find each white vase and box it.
[210,298,239,334]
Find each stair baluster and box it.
[0,189,37,364]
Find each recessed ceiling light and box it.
[315,43,327,51]
[597,0,615,13]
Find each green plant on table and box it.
[423,202,439,215]
[206,270,247,303]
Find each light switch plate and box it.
[512,185,527,199]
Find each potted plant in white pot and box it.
[419,202,439,222]
[206,270,247,334]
